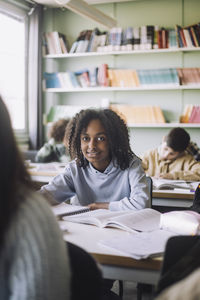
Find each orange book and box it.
[153,106,165,123]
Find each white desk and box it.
[152,190,194,208]
[63,222,161,284]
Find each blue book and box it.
[43,72,61,88]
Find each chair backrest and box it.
[146,176,153,208]
[156,235,200,296]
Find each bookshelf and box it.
[44,47,200,58]
[45,85,200,92]
[42,0,200,156]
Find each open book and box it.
[99,210,200,259]
[63,208,161,232]
[62,207,200,235]
[153,178,199,191]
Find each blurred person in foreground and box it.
[0,95,71,300]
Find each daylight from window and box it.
[0,12,25,130]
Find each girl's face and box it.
[80,119,111,172]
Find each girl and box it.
[41,108,150,210]
[0,96,70,299]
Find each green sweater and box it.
[0,189,71,300]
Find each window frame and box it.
[0,0,31,144]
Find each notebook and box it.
[51,203,90,218]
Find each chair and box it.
[67,241,103,300]
[156,235,200,297]
[119,176,153,300]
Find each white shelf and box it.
[44,47,200,58]
[127,123,200,128]
[44,85,200,92]
[45,121,200,128]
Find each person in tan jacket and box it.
[142,127,200,181]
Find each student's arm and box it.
[142,149,157,177]
[109,158,150,211]
[159,156,200,181]
[142,152,149,172]
[40,167,75,204]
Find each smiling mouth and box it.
[86,152,100,157]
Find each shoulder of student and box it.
[179,152,200,164]
[142,147,159,159]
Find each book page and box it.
[153,178,199,191]
[106,208,161,232]
[64,208,161,232]
[63,209,129,227]
[100,229,176,260]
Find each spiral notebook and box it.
[51,203,90,218]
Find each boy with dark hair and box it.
[142,127,200,181]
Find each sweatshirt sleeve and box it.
[109,158,151,211]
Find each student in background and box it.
[187,141,200,162]
[142,127,200,181]
[35,118,70,163]
[0,96,71,299]
[40,108,150,210]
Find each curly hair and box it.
[49,118,70,143]
[64,108,134,170]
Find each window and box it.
[0,1,29,142]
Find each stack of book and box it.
[137,68,179,87]
[68,25,180,53]
[175,23,200,48]
[108,69,139,87]
[43,67,200,89]
[43,31,69,55]
[110,104,166,124]
[43,23,200,55]
[177,68,200,85]
[180,105,200,123]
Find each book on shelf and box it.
[175,23,200,48]
[43,72,61,88]
[188,106,200,123]
[46,105,89,123]
[87,28,103,52]
[75,69,90,88]
[75,30,92,53]
[177,68,200,85]
[152,178,199,191]
[180,104,194,123]
[44,31,69,54]
[97,64,109,87]
[168,28,178,48]
[109,104,165,124]
[99,210,200,260]
[137,68,179,87]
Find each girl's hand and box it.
[88,202,109,210]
